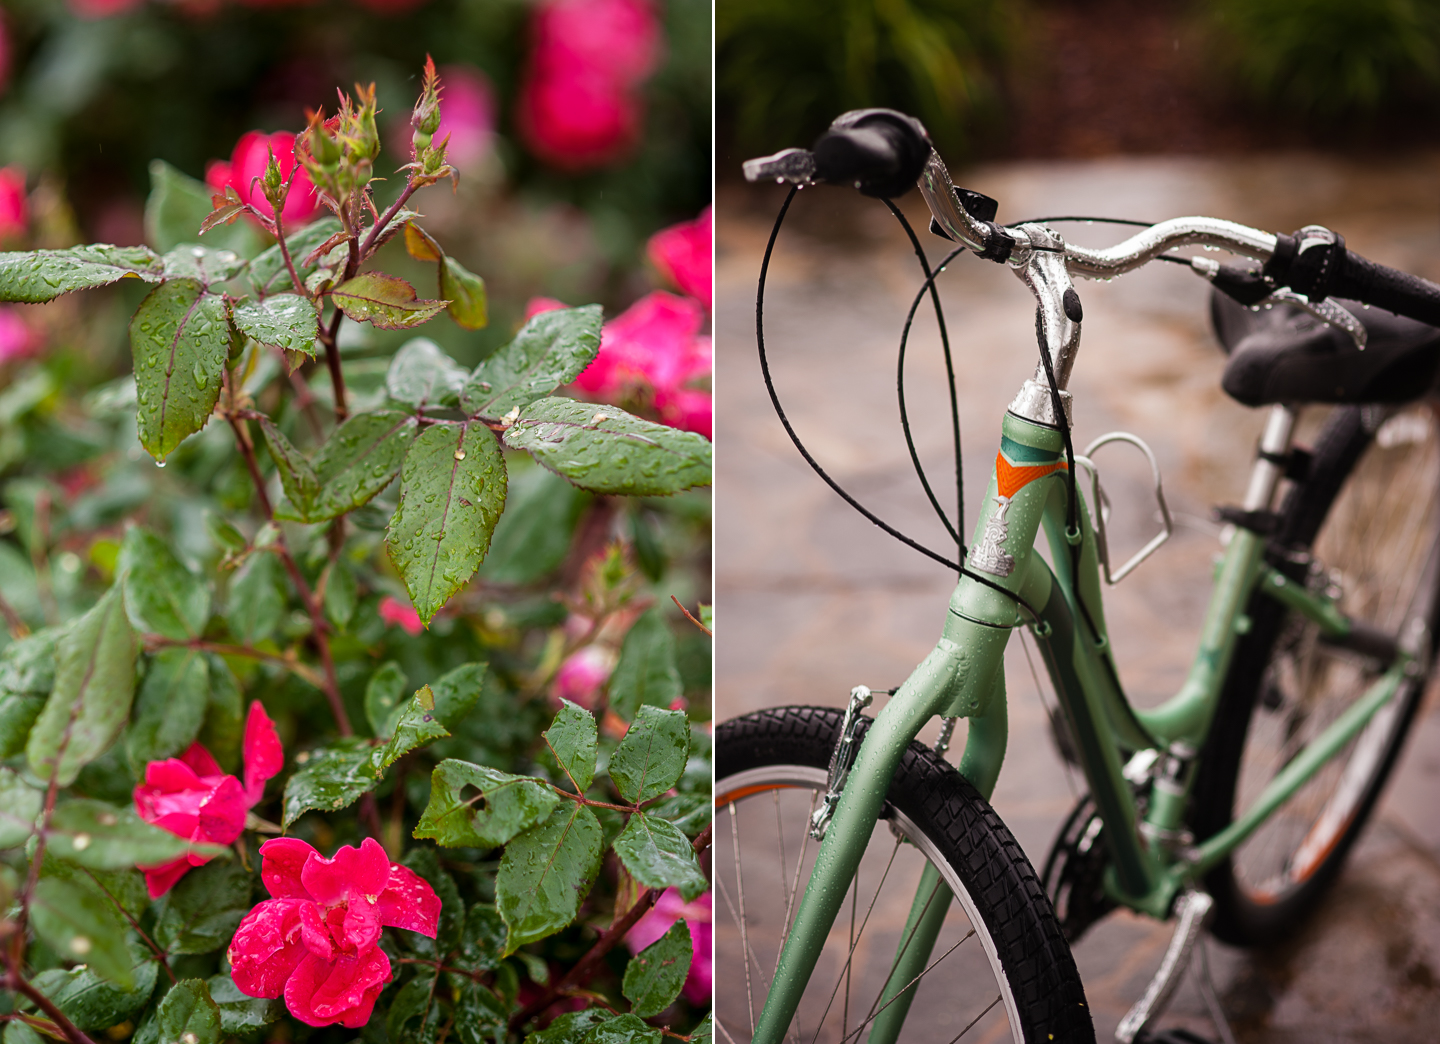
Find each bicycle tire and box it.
[1190,402,1440,946]
[715,705,1094,1044]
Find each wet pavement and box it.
[714,151,1440,1042]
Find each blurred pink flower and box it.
[0,309,38,364]
[552,646,615,709]
[379,596,424,635]
[206,130,321,228]
[67,0,146,16]
[517,0,660,171]
[626,888,711,1006]
[648,207,712,312]
[133,701,283,897]
[0,166,27,242]
[434,65,496,169]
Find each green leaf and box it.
[373,685,450,774]
[232,293,319,355]
[478,464,589,585]
[415,759,560,851]
[524,1010,609,1044]
[47,799,222,869]
[125,648,209,777]
[460,306,602,417]
[41,859,150,923]
[31,877,136,988]
[455,904,507,976]
[322,556,358,630]
[0,766,42,848]
[622,919,692,1017]
[387,422,507,626]
[276,410,418,523]
[582,1014,661,1044]
[644,791,711,836]
[545,700,597,793]
[0,625,58,696]
[404,223,443,262]
[608,705,689,805]
[153,861,252,955]
[154,979,222,1044]
[699,604,713,632]
[387,975,440,1044]
[27,588,138,787]
[0,244,164,303]
[504,397,712,496]
[130,277,231,462]
[249,217,343,296]
[161,245,247,286]
[441,255,488,330]
[27,946,158,1029]
[402,847,464,953]
[365,660,408,736]
[206,974,282,1034]
[496,803,603,954]
[282,737,377,828]
[612,813,708,903]
[431,661,486,729]
[331,272,447,330]
[118,526,210,640]
[197,655,244,774]
[450,978,507,1044]
[145,160,259,256]
[258,418,320,518]
[692,1013,713,1044]
[225,552,286,646]
[387,337,469,408]
[608,608,682,721]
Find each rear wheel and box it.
[715,705,1094,1044]
[1193,403,1440,945]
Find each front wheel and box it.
[715,705,1094,1044]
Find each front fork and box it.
[752,415,1063,1044]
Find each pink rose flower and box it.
[648,208,712,312]
[228,837,440,1028]
[206,130,321,228]
[133,701,283,897]
[0,308,38,364]
[0,166,27,243]
[379,596,424,635]
[531,0,660,88]
[433,65,496,169]
[552,646,616,710]
[626,888,711,1006]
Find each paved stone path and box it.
[715,151,1440,1042]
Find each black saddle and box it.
[1210,289,1440,406]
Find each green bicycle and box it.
[715,109,1440,1043]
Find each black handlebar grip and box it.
[811,109,932,199]
[1333,251,1440,328]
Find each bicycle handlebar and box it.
[745,108,1440,330]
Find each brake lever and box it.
[742,148,816,186]
[1191,256,1367,350]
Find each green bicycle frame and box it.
[751,407,1413,1044]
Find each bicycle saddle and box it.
[1210,288,1440,406]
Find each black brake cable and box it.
[756,186,1039,621]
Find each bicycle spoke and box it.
[944,994,1002,1044]
[730,801,757,1035]
[835,929,977,1044]
[861,876,947,1026]
[775,791,819,979]
[715,1016,743,1044]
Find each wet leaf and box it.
[622,919,692,1017]
[161,245,247,286]
[365,661,408,737]
[386,337,468,408]
[415,758,560,851]
[372,685,450,774]
[0,244,164,303]
[249,218,343,296]
[125,647,209,777]
[504,398,711,496]
[258,418,320,518]
[275,410,418,523]
[608,706,689,805]
[25,951,158,1030]
[441,255,487,330]
[478,464,588,585]
[612,813,707,902]
[582,1014,661,1044]
[129,278,231,462]
[232,293,319,355]
[496,803,602,954]
[207,974,282,1033]
[430,661,487,729]
[46,799,222,869]
[330,272,447,330]
[0,627,58,758]
[322,556,358,630]
[545,700,597,793]
[523,1010,609,1044]
[32,878,136,988]
[282,738,377,827]
[0,767,42,848]
[461,306,601,417]
[154,979,221,1044]
[608,608,682,721]
[145,160,259,256]
[387,422,507,626]
[27,588,138,787]
[224,553,286,646]
[153,861,252,955]
[119,526,210,640]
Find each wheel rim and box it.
[1231,403,1440,903]
[714,765,1023,1044]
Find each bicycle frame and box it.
[750,396,1417,1044]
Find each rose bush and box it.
[0,57,711,1044]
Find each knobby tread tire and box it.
[718,705,1095,1043]
[1192,405,1438,946]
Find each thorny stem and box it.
[359,179,420,259]
[143,635,327,691]
[510,822,713,1030]
[2,953,99,1044]
[272,205,305,309]
[317,307,349,420]
[547,785,637,814]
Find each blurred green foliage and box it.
[717,0,1017,157]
